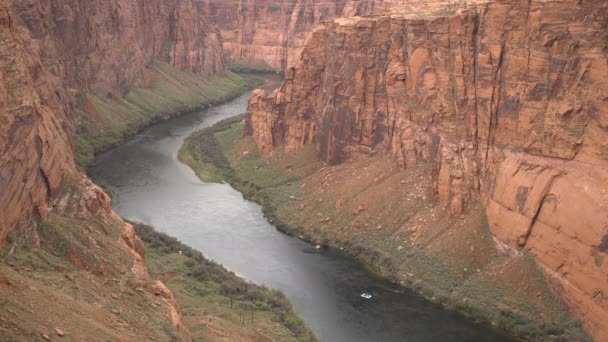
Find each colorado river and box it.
[89,76,513,342]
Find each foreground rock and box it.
[245,1,608,340]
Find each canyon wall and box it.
[245,0,608,340]
[15,0,225,97]
[1,0,226,243]
[196,0,378,71]
[0,0,75,245]
[196,0,474,71]
[1,0,227,338]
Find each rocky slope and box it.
[245,0,608,340]
[196,0,487,72]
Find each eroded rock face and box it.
[14,0,225,97]
[197,0,486,72]
[0,0,74,243]
[196,0,381,71]
[0,0,226,243]
[245,1,608,339]
[486,152,608,341]
[200,0,494,71]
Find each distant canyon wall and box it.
[196,0,477,71]
[245,0,608,340]
[15,0,225,96]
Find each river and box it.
[89,75,513,342]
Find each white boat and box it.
[361,293,372,299]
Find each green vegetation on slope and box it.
[226,56,283,76]
[179,115,250,184]
[74,60,264,170]
[0,209,185,340]
[179,119,591,342]
[135,223,317,342]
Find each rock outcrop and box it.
[196,0,486,72]
[245,1,608,340]
[14,0,224,97]
[196,0,380,71]
[0,0,226,244]
[0,0,75,244]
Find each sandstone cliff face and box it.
[14,0,225,96]
[245,1,608,339]
[0,0,226,243]
[196,0,380,71]
[196,0,484,72]
[0,0,74,244]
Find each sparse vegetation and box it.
[0,188,315,341]
[134,223,317,341]
[0,205,190,341]
[74,60,265,170]
[228,61,280,75]
[178,116,242,183]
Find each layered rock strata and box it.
[1,0,226,243]
[14,0,225,97]
[245,1,608,339]
[0,0,75,244]
[197,0,466,71]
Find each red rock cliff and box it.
[0,0,225,248]
[195,0,381,71]
[0,0,74,244]
[245,1,608,340]
[196,0,476,72]
[14,0,224,96]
